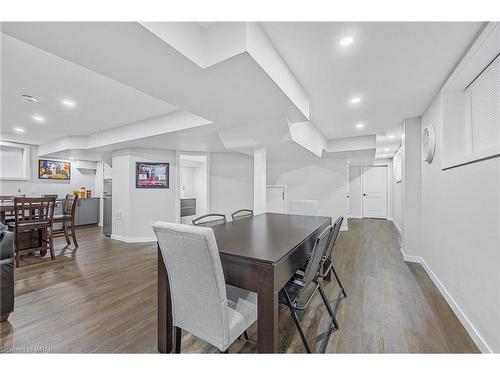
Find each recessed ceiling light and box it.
[339,36,354,47]
[388,135,395,139]
[14,127,25,133]
[32,115,45,123]
[21,94,38,103]
[350,96,361,104]
[384,148,389,151]
[62,99,76,108]
[355,123,364,129]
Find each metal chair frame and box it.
[192,213,227,227]
[231,209,254,222]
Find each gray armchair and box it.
[1,223,14,322]
[153,222,257,353]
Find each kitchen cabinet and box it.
[74,198,100,226]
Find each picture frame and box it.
[136,162,169,189]
[38,159,71,180]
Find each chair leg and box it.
[70,220,78,248]
[243,331,249,340]
[174,326,182,353]
[331,263,347,298]
[63,222,71,245]
[48,227,55,261]
[317,282,339,330]
[282,289,311,353]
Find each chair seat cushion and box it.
[226,285,258,344]
[53,214,72,221]
[7,221,51,230]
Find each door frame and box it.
[361,165,388,219]
[176,151,211,223]
[266,185,287,214]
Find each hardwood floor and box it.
[0,219,479,353]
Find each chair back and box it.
[13,197,56,225]
[63,194,79,217]
[302,225,333,287]
[192,213,227,227]
[231,209,253,222]
[0,196,15,203]
[322,216,344,259]
[153,222,231,349]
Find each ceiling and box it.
[261,22,485,139]
[0,22,486,163]
[1,32,178,144]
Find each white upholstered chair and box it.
[153,222,257,353]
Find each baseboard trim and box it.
[390,218,402,234]
[400,250,492,353]
[110,234,157,243]
[348,215,363,219]
[400,248,422,263]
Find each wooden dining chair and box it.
[7,197,56,267]
[279,224,338,353]
[192,213,227,227]
[0,196,19,223]
[52,194,79,248]
[231,209,254,222]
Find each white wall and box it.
[401,117,422,258]
[253,148,266,215]
[391,156,403,233]
[419,94,500,353]
[210,152,254,220]
[0,144,96,198]
[180,166,196,197]
[111,149,178,242]
[267,154,348,230]
[348,165,362,218]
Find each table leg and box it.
[257,268,279,353]
[157,244,173,353]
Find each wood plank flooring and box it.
[0,219,479,353]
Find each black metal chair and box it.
[321,217,346,298]
[279,224,339,353]
[231,209,253,222]
[192,213,227,227]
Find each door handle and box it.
[363,193,367,196]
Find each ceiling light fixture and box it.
[21,94,38,103]
[388,135,395,139]
[62,99,76,108]
[355,123,364,129]
[350,96,361,104]
[339,36,354,47]
[32,115,46,123]
[14,127,25,133]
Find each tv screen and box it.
[38,159,71,180]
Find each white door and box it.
[266,186,286,214]
[362,166,387,219]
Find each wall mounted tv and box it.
[38,159,71,180]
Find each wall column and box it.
[253,148,267,215]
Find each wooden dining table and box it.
[157,212,331,353]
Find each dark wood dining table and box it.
[157,212,331,353]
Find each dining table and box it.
[157,212,332,353]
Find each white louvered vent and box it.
[468,55,500,154]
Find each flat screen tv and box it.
[136,162,169,189]
[38,159,71,180]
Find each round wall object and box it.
[421,125,436,164]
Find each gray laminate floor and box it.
[0,219,479,353]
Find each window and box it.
[441,23,500,169]
[0,141,30,180]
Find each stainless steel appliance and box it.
[103,179,112,237]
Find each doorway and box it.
[178,153,209,224]
[266,185,286,214]
[361,165,388,219]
